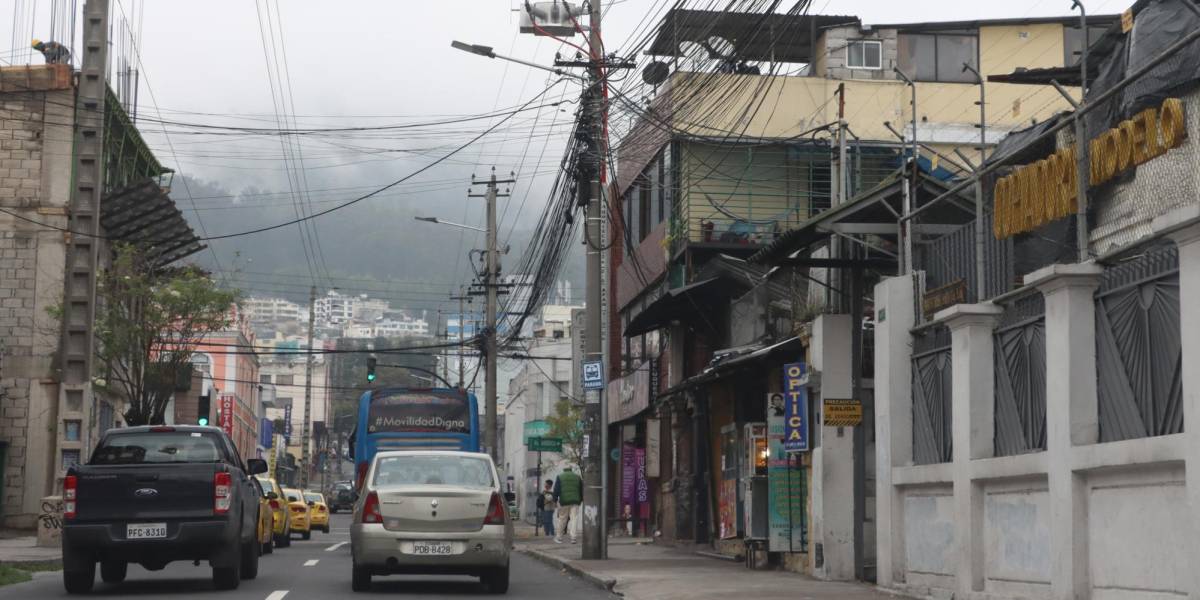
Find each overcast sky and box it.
[1,0,1124,291]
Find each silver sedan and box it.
[350,450,513,593]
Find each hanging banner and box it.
[783,363,809,452]
[645,419,661,478]
[635,447,650,520]
[768,408,806,552]
[260,418,274,449]
[283,402,293,444]
[621,443,637,526]
[219,395,235,437]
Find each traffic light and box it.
[366,356,377,382]
[197,393,211,426]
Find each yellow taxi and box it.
[256,476,292,548]
[283,487,312,540]
[250,477,274,555]
[303,491,330,533]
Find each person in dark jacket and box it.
[535,479,556,536]
[552,466,583,543]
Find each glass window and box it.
[276,374,294,386]
[847,40,882,69]
[304,493,324,504]
[372,454,495,488]
[260,374,272,384]
[91,432,223,465]
[935,35,978,83]
[1062,26,1109,66]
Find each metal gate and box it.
[1095,243,1183,442]
[994,293,1047,456]
[911,325,952,464]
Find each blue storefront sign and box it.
[783,362,809,452]
[260,418,274,449]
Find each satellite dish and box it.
[642,61,670,85]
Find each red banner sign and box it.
[220,395,235,436]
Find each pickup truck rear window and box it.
[91,432,223,465]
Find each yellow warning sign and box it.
[823,399,862,427]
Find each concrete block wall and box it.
[820,26,899,81]
[0,81,72,528]
[873,230,1200,600]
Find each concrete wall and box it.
[0,73,73,527]
[874,231,1200,599]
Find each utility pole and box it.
[451,287,470,387]
[583,0,607,561]
[300,284,317,489]
[470,170,512,461]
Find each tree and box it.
[87,244,240,426]
[546,398,585,470]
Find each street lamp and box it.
[450,40,586,81]
[414,216,486,233]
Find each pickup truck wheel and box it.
[351,564,371,592]
[212,540,241,590]
[240,540,259,580]
[100,560,127,583]
[63,562,95,594]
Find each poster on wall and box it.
[767,403,806,552]
[719,478,738,539]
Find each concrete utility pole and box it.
[57,0,109,471]
[300,284,317,489]
[470,171,511,461]
[582,0,607,561]
[450,287,470,387]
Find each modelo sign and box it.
[993,97,1186,239]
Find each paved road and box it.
[1,514,613,599]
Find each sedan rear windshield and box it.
[91,432,223,465]
[373,455,494,488]
[304,493,323,503]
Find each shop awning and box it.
[659,336,804,397]
[625,277,724,338]
[101,178,205,268]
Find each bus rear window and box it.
[367,391,470,434]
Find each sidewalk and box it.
[518,536,909,600]
[0,536,61,567]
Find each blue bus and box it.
[349,387,480,488]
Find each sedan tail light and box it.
[483,492,506,525]
[360,492,382,524]
[291,505,307,513]
[214,472,232,515]
[269,499,281,510]
[355,462,368,490]
[63,475,78,519]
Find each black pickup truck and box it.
[62,425,268,593]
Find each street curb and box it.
[518,547,619,595]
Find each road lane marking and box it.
[326,541,348,552]
[266,591,289,600]
[304,559,319,567]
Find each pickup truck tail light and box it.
[63,475,78,519]
[483,492,506,525]
[360,492,382,524]
[214,472,232,515]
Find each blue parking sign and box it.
[582,360,604,390]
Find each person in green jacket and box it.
[552,466,583,544]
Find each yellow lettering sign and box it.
[994,97,1187,239]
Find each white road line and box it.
[325,541,348,552]
[265,591,289,600]
[303,559,319,567]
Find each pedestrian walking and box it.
[553,466,583,544]
[535,479,556,537]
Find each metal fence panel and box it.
[1095,244,1183,442]
[912,325,952,464]
[994,293,1047,456]
[917,213,1015,303]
